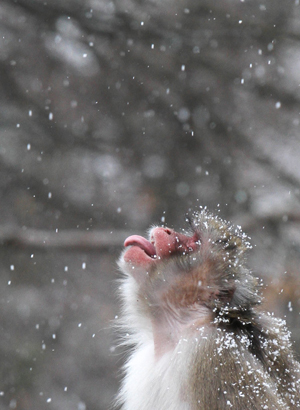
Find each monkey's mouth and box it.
[123,228,199,268]
[124,235,157,258]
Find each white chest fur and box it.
[118,341,191,410]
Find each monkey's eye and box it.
[216,238,237,251]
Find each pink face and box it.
[123,227,200,272]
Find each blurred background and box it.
[1,0,300,408]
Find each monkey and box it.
[115,208,300,409]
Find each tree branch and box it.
[0,227,141,251]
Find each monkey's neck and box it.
[151,306,213,359]
[150,306,261,360]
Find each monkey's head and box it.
[118,209,260,347]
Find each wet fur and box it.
[115,209,300,409]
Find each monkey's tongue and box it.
[124,235,156,258]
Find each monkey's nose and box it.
[150,227,173,247]
[150,227,172,239]
[150,227,177,258]
[150,227,199,259]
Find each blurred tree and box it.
[1,0,300,409]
